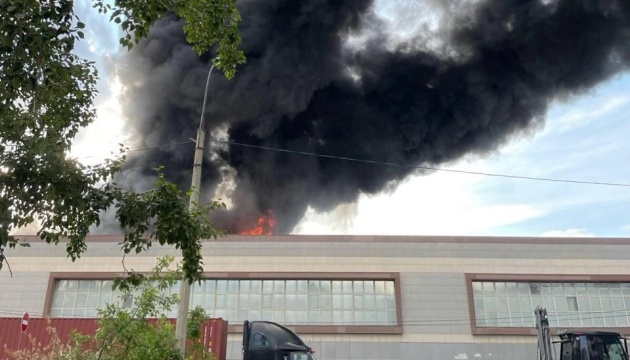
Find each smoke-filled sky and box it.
[70,0,630,237]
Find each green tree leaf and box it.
[92,0,246,78]
[0,0,233,282]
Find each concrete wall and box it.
[3,235,630,360]
[221,337,536,360]
[0,271,49,317]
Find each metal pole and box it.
[535,306,554,360]
[175,64,215,355]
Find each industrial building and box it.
[2,234,630,360]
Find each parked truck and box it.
[535,306,628,360]
[243,320,316,360]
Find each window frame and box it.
[466,273,630,335]
[45,271,402,335]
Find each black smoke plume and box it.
[118,0,630,234]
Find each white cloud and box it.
[550,95,630,133]
[72,76,126,165]
[621,225,630,232]
[295,162,544,236]
[539,228,595,237]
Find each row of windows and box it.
[53,277,630,330]
[50,279,398,326]
[473,281,630,327]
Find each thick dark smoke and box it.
[118,0,630,234]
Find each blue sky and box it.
[71,1,630,238]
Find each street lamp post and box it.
[175,64,215,355]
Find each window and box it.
[601,338,627,360]
[191,279,397,326]
[471,280,630,328]
[49,276,399,327]
[530,283,541,295]
[289,352,315,360]
[253,333,270,347]
[567,296,579,311]
[50,279,120,317]
[122,294,134,309]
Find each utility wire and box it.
[75,140,194,159]
[210,138,630,187]
[68,137,630,188]
[1,307,629,327]
[125,140,194,154]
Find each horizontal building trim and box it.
[47,271,399,280]
[10,257,630,275]
[225,332,538,344]
[472,326,630,336]
[12,234,630,246]
[229,324,402,335]
[468,273,630,282]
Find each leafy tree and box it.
[80,256,204,360]
[114,169,226,285]
[93,0,245,78]
[0,0,240,282]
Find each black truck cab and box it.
[243,321,316,360]
[558,330,628,360]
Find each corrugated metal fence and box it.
[0,317,227,360]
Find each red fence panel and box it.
[201,318,228,360]
[0,317,228,360]
[0,317,98,359]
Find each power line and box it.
[68,137,630,188]
[1,307,629,327]
[75,140,195,159]
[125,140,195,154]
[209,138,630,187]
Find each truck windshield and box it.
[601,341,626,360]
[289,352,315,360]
[589,336,627,360]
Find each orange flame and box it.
[240,210,276,235]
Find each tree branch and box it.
[0,248,13,278]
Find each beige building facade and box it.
[2,235,630,360]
